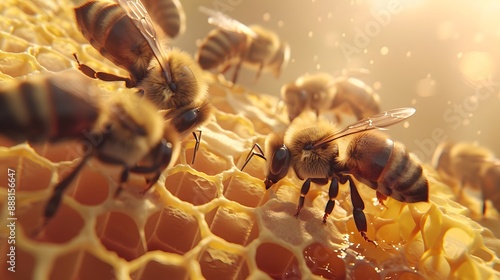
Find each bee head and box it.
[264,144,291,189]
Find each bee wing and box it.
[117,0,173,84]
[199,6,258,38]
[316,108,416,147]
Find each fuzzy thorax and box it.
[139,48,207,110]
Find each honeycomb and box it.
[1,0,500,279]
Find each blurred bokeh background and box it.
[173,0,500,162]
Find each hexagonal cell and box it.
[30,140,83,163]
[223,174,267,208]
[12,25,50,45]
[132,260,189,280]
[234,149,267,181]
[0,51,41,77]
[0,153,52,192]
[164,171,218,206]
[206,206,257,246]
[28,202,84,244]
[95,211,145,261]
[49,250,84,280]
[183,145,231,176]
[0,32,30,53]
[144,207,201,255]
[472,246,495,263]
[30,46,71,72]
[255,242,301,279]
[50,250,116,280]
[67,165,109,207]
[0,246,35,280]
[198,245,249,280]
[214,112,256,139]
[303,243,346,279]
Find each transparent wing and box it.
[317,108,416,146]
[199,6,258,38]
[117,0,172,83]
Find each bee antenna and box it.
[191,130,202,164]
[241,143,266,171]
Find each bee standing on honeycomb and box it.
[242,108,429,243]
[433,141,500,214]
[73,0,212,163]
[196,6,291,84]
[0,70,180,233]
[281,72,381,123]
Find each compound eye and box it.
[172,108,200,134]
[270,145,290,176]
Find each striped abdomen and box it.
[74,1,153,83]
[344,132,428,203]
[0,71,101,143]
[143,0,185,38]
[196,28,247,71]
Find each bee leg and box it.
[323,177,339,223]
[33,156,90,237]
[72,53,134,87]
[254,63,264,83]
[295,178,312,218]
[114,165,131,198]
[95,72,135,88]
[191,130,202,164]
[73,53,98,79]
[481,182,487,215]
[130,139,175,195]
[240,143,266,171]
[458,179,466,198]
[343,175,377,245]
[231,56,245,84]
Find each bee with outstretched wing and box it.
[74,0,212,164]
[241,108,428,244]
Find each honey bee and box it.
[196,7,290,84]
[281,73,381,122]
[0,70,180,231]
[242,108,428,243]
[432,141,500,214]
[142,0,186,38]
[73,0,211,162]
